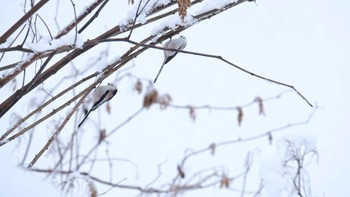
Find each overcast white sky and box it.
[0,0,349,196]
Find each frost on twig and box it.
[261,135,318,197]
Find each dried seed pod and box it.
[143,89,158,109]
[177,0,191,21]
[177,165,185,178]
[209,143,216,156]
[98,129,106,144]
[134,79,142,94]
[220,174,230,188]
[255,96,265,115]
[268,132,273,145]
[158,94,172,109]
[188,106,196,121]
[237,107,243,126]
[88,181,97,197]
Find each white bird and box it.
[153,36,187,83]
[78,83,118,128]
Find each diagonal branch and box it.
[0,73,97,141]
[55,0,106,38]
[78,0,110,34]
[0,0,254,120]
[27,90,90,168]
[0,0,49,44]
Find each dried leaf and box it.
[255,96,265,115]
[177,0,191,21]
[177,165,185,178]
[268,132,273,145]
[158,94,172,109]
[143,89,158,109]
[220,175,230,188]
[237,107,243,126]
[88,181,97,197]
[188,106,196,121]
[98,129,106,144]
[209,143,216,156]
[134,79,143,94]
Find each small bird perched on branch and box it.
[153,35,187,83]
[78,83,118,128]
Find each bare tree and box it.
[0,0,316,196]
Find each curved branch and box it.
[98,38,313,107]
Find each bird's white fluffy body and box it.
[154,36,187,83]
[78,83,118,128]
[163,36,187,64]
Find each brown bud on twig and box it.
[255,96,265,115]
[209,143,216,156]
[268,132,273,145]
[237,107,243,126]
[220,174,230,188]
[177,165,185,178]
[134,79,142,94]
[98,129,106,144]
[128,0,134,5]
[188,106,196,121]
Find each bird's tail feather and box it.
[153,62,166,83]
[78,108,92,128]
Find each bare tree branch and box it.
[0,0,49,44]
[27,89,90,168]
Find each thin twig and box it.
[167,90,292,111]
[69,0,78,44]
[127,0,152,39]
[179,106,317,168]
[0,0,49,44]
[97,38,313,107]
[97,178,127,196]
[0,73,96,141]
[0,46,33,53]
[0,88,89,147]
[35,14,53,39]
[20,127,35,165]
[56,0,105,38]
[27,90,90,168]
[76,108,144,169]
[241,152,252,197]
[0,24,28,62]
[78,0,110,33]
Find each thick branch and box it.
[0,0,49,44]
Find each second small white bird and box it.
[153,36,187,83]
[78,83,118,128]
